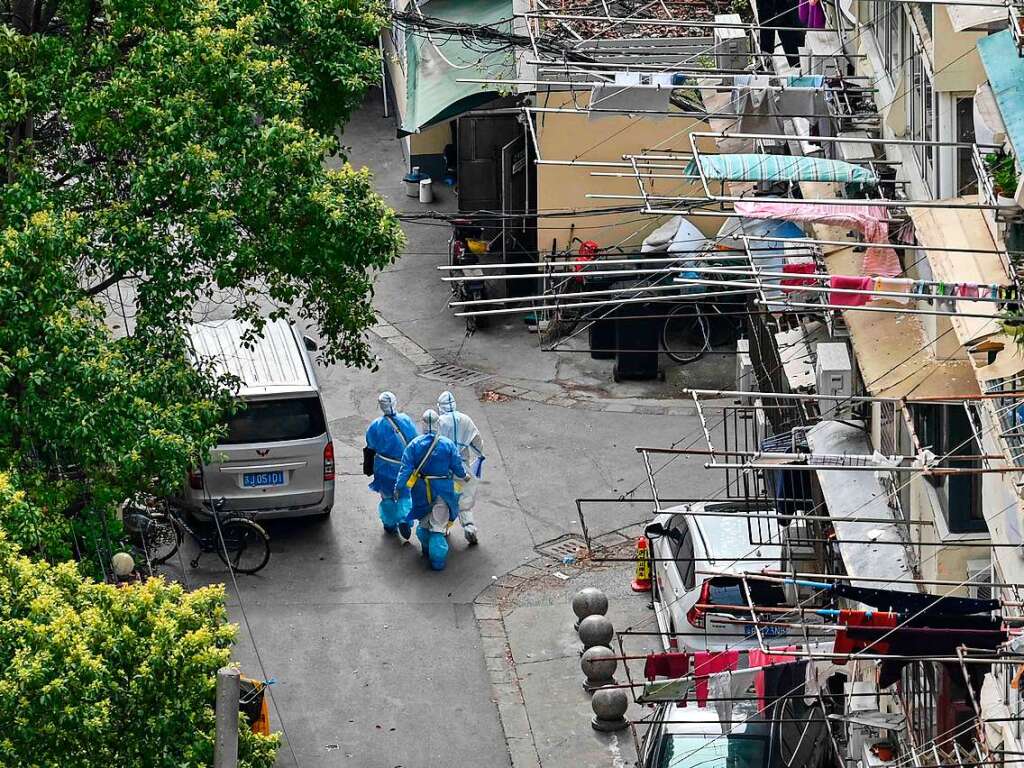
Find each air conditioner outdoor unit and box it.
[815,342,853,419]
[713,14,750,73]
[967,559,993,601]
[736,339,756,398]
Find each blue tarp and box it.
[685,154,877,184]
[978,30,1024,159]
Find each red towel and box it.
[781,262,818,288]
[833,610,899,660]
[829,275,874,306]
[644,651,690,681]
[748,647,799,712]
[693,650,740,706]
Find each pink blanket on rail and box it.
[733,200,901,276]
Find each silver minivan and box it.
[183,318,335,519]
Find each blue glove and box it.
[473,456,485,479]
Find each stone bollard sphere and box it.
[591,686,629,732]
[581,645,617,691]
[578,614,614,650]
[572,587,609,629]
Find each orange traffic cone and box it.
[631,537,652,592]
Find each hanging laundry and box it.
[749,647,800,711]
[873,276,914,306]
[832,582,999,615]
[798,0,827,29]
[781,261,818,287]
[640,675,694,704]
[803,659,847,704]
[981,673,1019,751]
[693,650,740,707]
[832,610,898,659]
[829,275,874,306]
[862,246,901,277]
[645,651,690,680]
[734,201,891,245]
[763,660,808,711]
[737,78,785,135]
[852,614,1006,688]
[708,667,759,729]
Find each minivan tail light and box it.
[323,441,335,481]
[687,580,713,629]
[188,468,203,490]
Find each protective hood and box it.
[379,391,398,416]
[422,409,439,434]
[438,391,457,414]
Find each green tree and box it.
[0,0,403,556]
[0,525,278,767]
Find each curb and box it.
[472,524,647,768]
[370,319,696,417]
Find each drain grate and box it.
[418,362,494,386]
[535,534,588,561]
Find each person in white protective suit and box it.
[436,391,485,545]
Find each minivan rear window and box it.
[221,397,327,444]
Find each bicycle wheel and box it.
[141,512,182,566]
[216,518,271,574]
[661,302,710,364]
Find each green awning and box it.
[978,30,1024,159]
[685,154,878,184]
[401,0,517,135]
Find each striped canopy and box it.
[686,154,877,184]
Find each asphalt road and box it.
[179,91,724,768]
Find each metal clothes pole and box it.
[215,667,240,768]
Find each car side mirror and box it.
[644,522,666,538]
[302,335,319,352]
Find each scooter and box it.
[448,218,488,332]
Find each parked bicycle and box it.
[124,496,271,574]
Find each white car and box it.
[638,701,772,768]
[646,501,820,653]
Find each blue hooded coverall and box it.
[366,403,419,534]
[395,431,468,570]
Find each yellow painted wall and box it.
[534,89,719,254]
[410,120,452,157]
[932,6,985,93]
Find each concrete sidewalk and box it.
[475,526,661,768]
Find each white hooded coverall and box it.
[436,392,484,533]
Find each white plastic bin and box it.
[418,177,433,203]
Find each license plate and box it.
[243,471,285,488]
[744,624,787,638]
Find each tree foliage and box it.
[0,0,403,553]
[0,527,278,767]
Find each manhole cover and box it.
[535,534,588,561]
[418,362,494,386]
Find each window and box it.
[871,0,905,83]
[656,735,769,768]
[956,96,978,194]
[903,23,938,194]
[667,520,696,590]
[911,404,987,533]
[222,397,327,444]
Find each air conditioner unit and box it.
[815,342,853,419]
[713,14,750,74]
[736,339,756,398]
[967,559,993,601]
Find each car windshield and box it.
[657,734,768,768]
[221,397,326,444]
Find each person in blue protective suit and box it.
[365,392,419,538]
[395,409,469,571]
